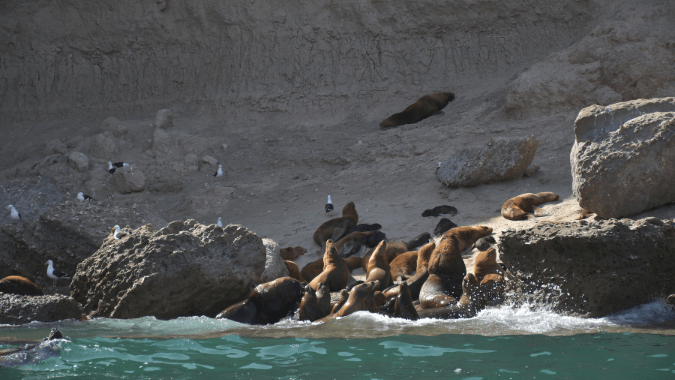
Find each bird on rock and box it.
[108,161,129,174]
[214,164,223,177]
[45,260,71,287]
[217,217,223,227]
[77,192,92,201]
[6,205,21,220]
[325,195,334,213]
[112,225,121,240]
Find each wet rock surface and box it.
[70,220,266,319]
[0,293,83,324]
[571,98,675,218]
[499,217,675,317]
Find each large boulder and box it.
[259,238,289,283]
[571,98,675,218]
[436,135,538,187]
[69,220,266,319]
[113,165,146,194]
[0,293,83,324]
[68,151,89,173]
[154,109,173,129]
[499,217,675,317]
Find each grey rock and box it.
[113,165,145,194]
[94,134,117,154]
[499,217,675,317]
[259,238,289,283]
[155,109,173,129]
[68,151,89,173]
[44,139,67,155]
[571,98,675,218]
[152,127,172,153]
[70,220,266,319]
[201,155,218,172]
[436,135,539,187]
[0,293,83,324]
[101,117,120,132]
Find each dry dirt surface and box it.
[1,0,674,278]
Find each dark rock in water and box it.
[0,293,82,324]
[70,220,266,319]
[499,217,675,317]
[571,98,675,219]
[422,205,457,217]
[406,232,431,250]
[436,135,538,188]
[433,218,457,236]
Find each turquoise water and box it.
[1,301,674,379]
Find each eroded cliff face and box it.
[1,0,598,122]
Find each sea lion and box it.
[471,235,496,251]
[422,205,458,217]
[380,92,455,129]
[393,282,419,320]
[331,289,350,315]
[365,230,386,248]
[405,232,431,250]
[343,256,363,271]
[0,276,43,296]
[315,282,331,315]
[417,273,482,319]
[389,251,418,281]
[382,267,430,301]
[433,218,458,236]
[336,223,382,241]
[284,260,306,283]
[280,246,307,261]
[299,284,326,322]
[216,277,304,325]
[415,241,437,273]
[369,290,386,312]
[300,259,323,283]
[365,241,392,291]
[334,231,371,257]
[501,192,559,221]
[361,241,408,271]
[473,248,503,283]
[313,202,359,247]
[336,281,378,317]
[309,240,349,292]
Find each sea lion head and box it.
[323,240,342,266]
[342,202,358,221]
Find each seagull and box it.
[6,205,21,220]
[217,217,223,227]
[108,162,129,174]
[77,192,92,201]
[108,162,116,174]
[214,164,223,177]
[325,195,334,213]
[112,225,121,240]
[45,260,71,287]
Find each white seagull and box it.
[217,217,223,227]
[214,164,223,177]
[112,225,121,240]
[325,195,334,213]
[77,192,92,201]
[45,260,71,287]
[6,205,21,220]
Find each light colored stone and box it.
[95,134,116,154]
[44,139,67,155]
[259,238,289,284]
[201,155,218,172]
[68,151,89,172]
[571,97,675,218]
[113,165,145,194]
[155,109,173,129]
[436,135,538,188]
[152,127,172,153]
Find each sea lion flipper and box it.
[341,241,354,257]
[331,227,348,242]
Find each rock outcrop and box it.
[498,217,675,317]
[113,166,146,194]
[68,152,89,173]
[0,293,83,324]
[259,238,289,283]
[70,220,266,319]
[436,136,538,188]
[571,98,675,218]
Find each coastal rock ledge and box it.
[499,217,675,317]
[70,220,266,319]
[0,293,83,324]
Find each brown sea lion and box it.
[501,192,559,221]
[365,241,392,291]
[309,240,349,292]
[369,290,386,312]
[336,281,378,317]
[382,267,430,302]
[280,246,307,261]
[343,256,363,271]
[216,277,304,325]
[284,260,306,283]
[389,251,418,281]
[0,275,43,296]
[300,259,324,283]
[415,241,437,273]
[361,241,408,271]
[380,92,455,129]
[299,285,326,322]
[393,282,419,320]
[334,231,371,257]
[313,202,359,247]
[336,223,382,241]
[417,273,482,319]
[418,273,458,309]
[473,248,503,283]
[331,289,350,315]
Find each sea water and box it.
[1,300,674,379]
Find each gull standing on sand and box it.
[6,205,21,220]
[45,260,71,287]
[112,225,121,240]
[108,162,129,174]
[325,195,334,213]
[77,192,93,201]
[217,217,223,227]
[214,164,223,177]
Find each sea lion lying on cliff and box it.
[313,202,359,247]
[216,277,304,325]
[501,192,559,221]
[380,92,455,129]
[0,276,43,296]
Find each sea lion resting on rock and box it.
[501,192,559,221]
[334,231,372,257]
[361,241,408,271]
[473,247,506,305]
[365,241,392,291]
[433,218,457,236]
[301,255,361,283]
[280,246,307,261]
[336,223,382,241]
[313,202,359,247]
[309,240,349,292]
[284,260,306,283]
[380,92,455,129]
[0,276,43,296]
[471,235,496,251]
[216,277,304,325]
[405,232,431,250]
[422,205,458,217]
[389,251,418,281]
